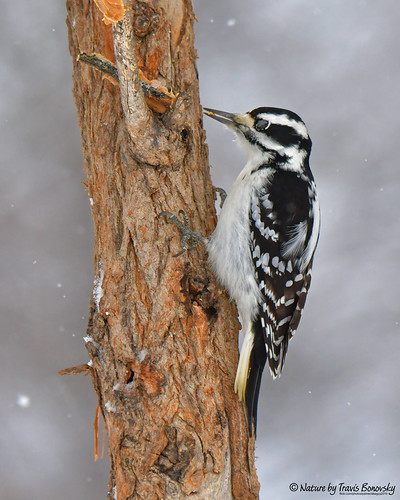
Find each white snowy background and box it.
[1,1,399,499]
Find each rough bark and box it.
[65,0,260,498]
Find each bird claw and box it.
[214,187,227,208]
[159,210,206,257]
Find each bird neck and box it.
[244,146,309,176]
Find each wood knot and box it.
[127,359,165,397]
[180,263,218,321]
[156,427,196,482]
[133,2,160,37]
[180,127,191,147]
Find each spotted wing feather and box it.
[250,171,317,377]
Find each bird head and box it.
[204,106,312,170]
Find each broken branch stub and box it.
[112,7,182,166]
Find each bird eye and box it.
[255,119,270,132]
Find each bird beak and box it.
[203,107,253,129]
[203,107,237,126]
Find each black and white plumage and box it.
[204,106,320,434]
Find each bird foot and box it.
[159,210,208,257]
[214,187,227,208]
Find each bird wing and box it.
[249,173,317,377]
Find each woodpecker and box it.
[161,106,320,435]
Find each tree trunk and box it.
[65,0,260,498]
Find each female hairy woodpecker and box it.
[162,106,320,435]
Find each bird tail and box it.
[234,319,267,435]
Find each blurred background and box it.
[1,0,399,498]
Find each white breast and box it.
[207,159,272,326]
